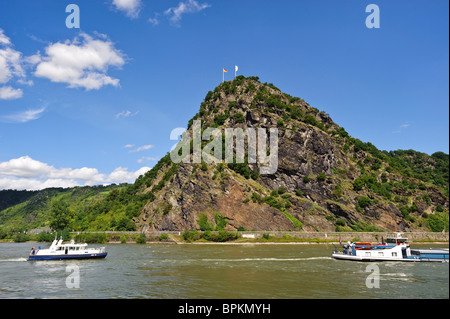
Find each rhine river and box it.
[0,242,448,299]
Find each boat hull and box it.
[28,252,107,261]
[332,252,448,263]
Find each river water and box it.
[0,242,448,299]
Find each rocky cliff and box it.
[132,76,448,232]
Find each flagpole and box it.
[223,69,224,83]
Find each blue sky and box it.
[0,0,448,190]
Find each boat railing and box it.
[86,246,106,253]
[353,244,395,250]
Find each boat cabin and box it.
[386,237,407,245]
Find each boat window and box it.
[392,252,397,257]
[378,252,384,256]
[365,252,371,256]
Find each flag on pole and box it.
[223,68,228,73]
[234,65,238,79]
[223,68,228,82]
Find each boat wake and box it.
[202,257,332,262]
[0,258,27,262]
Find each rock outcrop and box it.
[132,76,449,232]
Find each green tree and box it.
[49,200,71,231]
[197,213,214,231]
[214,211,228,230]
[358,196,372,209]
[427,212,449,232]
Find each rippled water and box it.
[0,242,448,299]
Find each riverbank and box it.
[146,230,449,244]
[3,230,448,244]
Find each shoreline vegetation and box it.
[1,230,448,245]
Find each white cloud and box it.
[392,122,411,134]
[148,16,160,26]
[0,156,151,190]
[115,110,138,119]
[0,86,23,100]
[124,144,135,148]
[33,32,125,90]
[0,156,52,178]
[0,29,27,99]
[0,177,80,192]
[165,0,210,26]
[112,0,142,19]
[137,156,158,163]
[2,107,46,123]
[106,166,149,183]
[129,144,154,152]
[0,29,11,45]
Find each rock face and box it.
[134,76,449,232]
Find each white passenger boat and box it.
[28,236,107,261]
[332,234,448,263]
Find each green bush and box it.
[214,112,229,126]
[204,91,213,101]
[135,233,147,244]
[250,169,259,180]
[214,211,228,230]
[427,212,449,232]
[336,218,346,227]
[74,232,107,244]
[159,234,169,241]
[304,114,318,126]
[201,230,238,242]
[197,213,214,231]
[358,197,372,209]
[234,112,245,123]
[217,230,238,242]
[182,230,200,242]
[13,232,29,243]
[251,192,262,203]
[163,203,173,215]
[37,232,55,242]
[353,178,364,191]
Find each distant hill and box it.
[0,184,125,233]
[1,76,448,234]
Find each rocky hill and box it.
[1,76,448,234]
[130,76,449,232]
